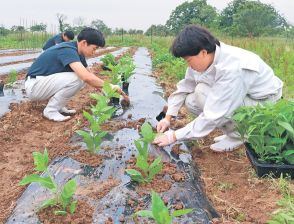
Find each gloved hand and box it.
[156,118,170,133]
[110,84,121,92]
[153,130,176,147]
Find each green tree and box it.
[0,26,10,36]
[165,0,218,34]
[30,23,47,32]
[232,1,287,37]
[219,0,246,29]
[145,25,170,36]
[91,19,112,36]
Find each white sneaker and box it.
[59,107,76,115]
[213,134,227,142]
[43,109,71,122]
[210,136,243,152]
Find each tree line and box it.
[1,0,293,37]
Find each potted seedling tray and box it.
[245,143,294,178]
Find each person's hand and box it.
[156,118,170,133]
[153,130,176,147]
[110,84,121,92]
[121,95,130,107]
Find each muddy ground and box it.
[0,47,287,223]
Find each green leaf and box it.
[32,149,48,171]
[134,140,148,159]
[172,208,193,217]
[278,121,294,137]
[148,157,162,181]
[70,200,78,214]
[19,174,57,191]
[61,179,76,201]
[40,198,58,209]
[136,210,154,218]
[151,191,171,224]
[141,122,155,143]
[136,155,149,173]
[125,169,145,183]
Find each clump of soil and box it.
[38,200,93,224]
[101,118,145,132]
[70,150,104,167]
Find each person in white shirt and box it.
[153,25,283,152]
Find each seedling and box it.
[233,100,294,164]
[101,53,117,69]
[126,122,162,183]
[136,191,193,224]
[77,82,117,154]
[19,149,77,215]
[76,111,108,154]
[6,69,17,87]
[119,55,135,82]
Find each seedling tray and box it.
[245,143,294,178]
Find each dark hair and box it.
[63,30,75,40]
[171,25,220,58]
[77,27,105,47]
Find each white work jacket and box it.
[166,42,283,141]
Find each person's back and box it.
[29,41,87,77]
[42,30,75,50]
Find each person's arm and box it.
[69,62,129,101]
[70,61,104,88]
[175,70,248,141]
[165,67,197,117]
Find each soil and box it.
[70,150,104,167]
[38,200,93,224]
[0,50,40,57]
[0,47,136,223]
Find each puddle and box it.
[0,53,41,65]
[0,80,28,117]
[0,47,126,76]
[7,47,217,224]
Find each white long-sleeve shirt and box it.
[166,42,283,141]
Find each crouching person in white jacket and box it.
[153,25,283,152]
[25,27,129,122]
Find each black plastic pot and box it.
[245,143,294,178]
[156,111,166,121]
[122,82,129,95]
[0,82,4,97]
[109,97,120,106]
[102,65,112,71]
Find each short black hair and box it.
[63,30,75,40]
[171,25,220,58]
[77,27,105,47]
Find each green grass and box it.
[0,33,292,99]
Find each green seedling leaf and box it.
[152,191,172,224]
[70,200,78,214]
[136,210,154,218]
[172,208,193,217]
[136,155,149,174]
[61,179,77,209]
[141,122,156,143]
[134,140,148,159]
[41,198,58,209]
[33,149,49,172]
[19,174,57,191]
[148,157,163,181]
[125,169,145,183]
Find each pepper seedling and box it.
[136,191,193,224]
[19,149,77,215]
